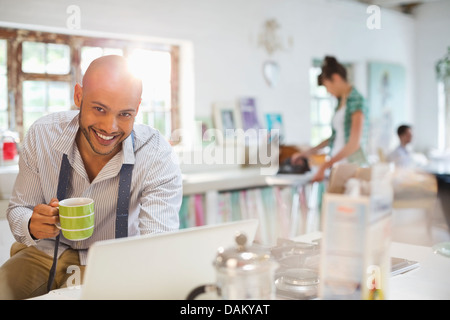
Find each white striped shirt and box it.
[7,111,182,265]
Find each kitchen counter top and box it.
[182,167,314,195]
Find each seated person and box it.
[0,55,183,300]
[387,124,414,168]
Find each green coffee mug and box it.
[58,197,95,241]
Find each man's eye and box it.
[94,107,104,113]
[121,113,132,118]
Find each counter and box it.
[0,165,18,200]
[182,168,313,195]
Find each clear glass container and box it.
[271,238,321,300]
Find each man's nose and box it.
[100,115,119,133]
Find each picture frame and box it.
[265,113,284,144]
[212,101,241,145]
[195,116,215,147]
[239,97,263,131]
[238,97,263,145]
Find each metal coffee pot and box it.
[186,232,279,300]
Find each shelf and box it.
[182,168,313,195]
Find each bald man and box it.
[0,55,183,299]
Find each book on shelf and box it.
[177,185,313,246]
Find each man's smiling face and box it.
[74,55,142,158]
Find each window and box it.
[0,27,179,142]
[79,46,174,140]
[309,59,354,146]
[21,41,72,133]
[0,39,7,130]
[128,48,173,139]
[80,46,124,74]
[22,42,71,74]
[436,48,450,150]
[22,80,71,131]
[309,61,334,147]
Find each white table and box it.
[292,231,450,300]
[31,233,450,300]
[389,242,450,300]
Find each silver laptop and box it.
[80,219,259,300]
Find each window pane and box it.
[46,43,70,74]
[22,81,47,110]
[310,99,319,123]
[81,46,123,75]
[309,67,321,96]
[310,127,322,147]
[23,81,44,135]
[48,81,71,112]
[81,46,103,74]
[320,126,332,140]
[23,81,46,111]
[311,126,331,147]
[0,75,7,129]
[316,85,329,98]
[22,42,46,73]
[0,75,7,112]
[310,62,340,146]
[22,42,70,74]
[0,39,6,74]
[128,49,172,136]
[103,47,123,56]
[128,49,171,108]
[0,40,7,130]
[153,111,167,135]
[23,81,71,133]
[23,80,46,134]
[319,99,333,125]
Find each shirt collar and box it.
[122,132,135,165]
[52,112,79,156]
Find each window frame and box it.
[0,27,180,142]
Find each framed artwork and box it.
[367,62,406,156]
[212,101,241,145]
[195,116,215,147]
[265,113,284,144]
[238,97,263,145]
[239,97,263,131]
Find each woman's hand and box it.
[291,152,308,166]
[311,163,327,182]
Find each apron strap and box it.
[115,163,133,238]
[47,153,71,292]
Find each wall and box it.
[0,0,417,150]
[414,0,450,153]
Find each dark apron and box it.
[47,144,134,292]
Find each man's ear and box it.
[136,98,141,114]
[74,84,83,108]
